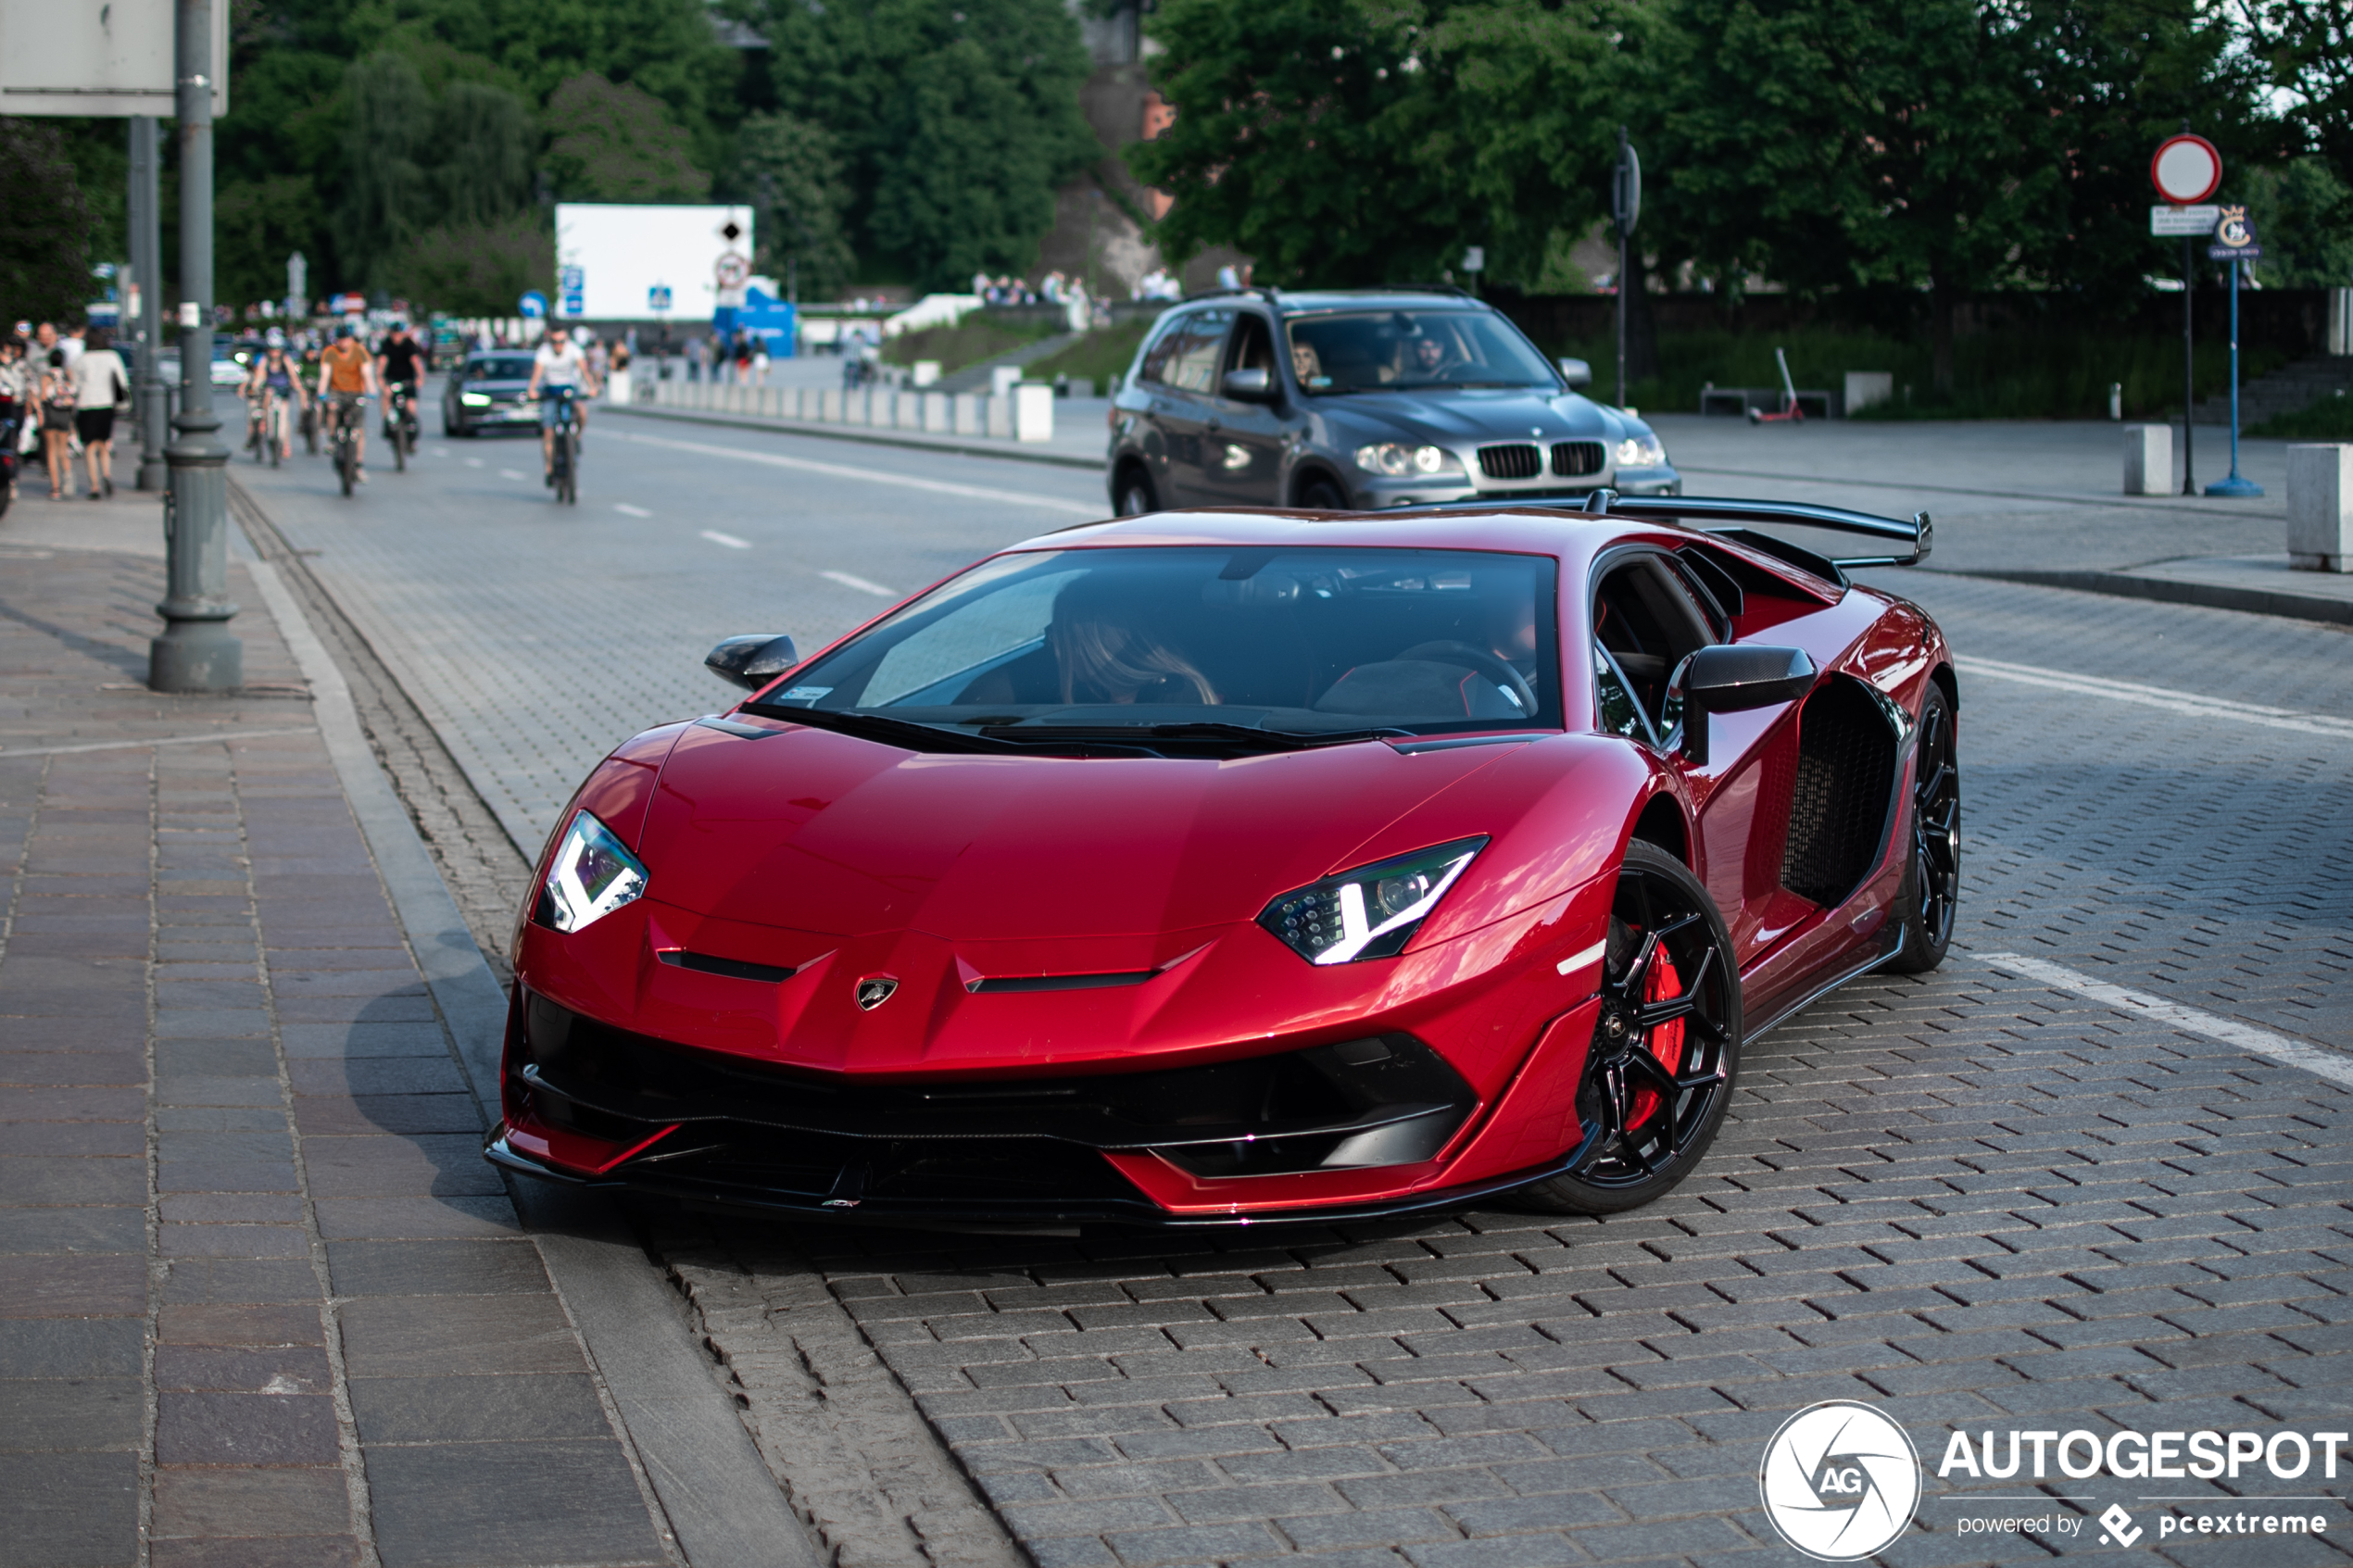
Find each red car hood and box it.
[636,721,1520,943]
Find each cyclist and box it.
[242,342,308,462]
[524,325,599,487]
[320,323,376,481]
[375,320,427,457]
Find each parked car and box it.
[442,350,539,436]
[1107,287,1680,516]
[484,493,1952,1230]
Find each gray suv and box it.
[1106,288,1680,514]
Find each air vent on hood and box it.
[965,969,1159,995]
[659,950,799,984]
[1478,444,1542,480]
[1551,441,1604,477]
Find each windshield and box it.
[750,546,1561,751]
[466,357,535,382]
[1285,310,1557,395]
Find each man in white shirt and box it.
[524,325,599,486]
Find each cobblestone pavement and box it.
[215,426,2353,1567]
[0,529,676,1567]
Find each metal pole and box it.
[2181,233,2196,495]
[131,118,169,492]
[1616,126,1629,410]
[151,0,240,694]
[2208,257,2262,496]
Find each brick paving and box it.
[0,529,670,1567]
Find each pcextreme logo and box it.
[1758,1405,2347,1556]
[1759,1401,1923,1560]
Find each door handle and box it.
[1206,417,1222,433]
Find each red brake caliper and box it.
[1627,947,1685,1128]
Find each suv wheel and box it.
[1115,470,1157,517]
[1299,478,1348,510]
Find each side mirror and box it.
[1222,367,1275,402]
[705,633,800,691]
[1670,645,1815,766]
[1557,358,1592,390]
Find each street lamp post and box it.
[151,0,240,694]
[130,116,169,492]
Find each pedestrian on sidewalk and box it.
[0,337,29,503]
[37,346,74,499]
[71,327,126,499]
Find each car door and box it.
[1196,311,1290,507]
[1140,307,1231,506]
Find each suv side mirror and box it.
[1557,358,1592,389]
[705,633,800,691]
[1671,645,1815,766]
[1222,367,1275,402]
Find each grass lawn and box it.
[882,318,1060,376]
[2251,392,2353,440]
[1026,321,1153,394]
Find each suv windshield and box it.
[1286,310,1557,395]
[749,546,1561,751]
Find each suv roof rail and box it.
[1373,282,1473,296]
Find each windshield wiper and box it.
[980,721,1411,753]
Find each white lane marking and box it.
[1955,656,2353,741]
[0,728,315,759]
[498,469,527,481]
[822,570,897,598]
[1979,952,2353,1089]
[432,446,451,458]
[616,429,1100,516]
[614,503,653,519]
[700,530,752,549]
[464,458,483,469]
[1556,940,1607,977]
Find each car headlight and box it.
[1353,442,1462,478]
[1615,433,1667,469]
[533,811,648,934]
[460,393,492,407]
[1259,837,1487,965]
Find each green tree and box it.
[337,51,433,290]
[0,119,94,324]
[218,175,327,308]
[543,71,712,201]
[390,211,554,314]
[2240,0,2353,185]
[432,82,535,226]
[2246,160,2353,286]
[739,0,1096,287]
[733,112,855,300]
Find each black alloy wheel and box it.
[1516,841,1742,1215]
[1115,470,1156,517]
[1885,682,1959,972]
[1299,478,1348,511]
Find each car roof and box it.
[1008,508,1679,564]
[1178,288,1495,319]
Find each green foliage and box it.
[733,112,855,300]
[434,82,535,226]
[881,316,1059,374]
[744,0,1097,289]
[218,175,327,309]
[338,52,434,289]
[2240,0,2353,179]
[389,211,555,317]
[0,119,94,324]
[543,71,711,203]
[1025,319,1157,390]
[2246,161,2353,287]
[2250,390,2353,439]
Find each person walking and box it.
[0,338,30,503]
[36,347,74,499]
[70,327,127,498]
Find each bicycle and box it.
[245,394,269,462]
[329,394,366,495]
[383,383,419,472]
[544,386,580,504]
[263,390,294,468]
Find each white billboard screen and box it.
[553,203,754,322]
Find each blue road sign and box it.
[649,284,673,312]
[518,291,547,320]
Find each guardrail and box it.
[645,377,1056,444]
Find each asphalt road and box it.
[232,394,2353,1568]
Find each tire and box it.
[1883,681,1959,972]
[336,434,354,497]
[1114,468,1155,517]
[393,421,407,472]
[1515,840,1742,1215]
[1298,478,1349,510]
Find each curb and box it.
[1954,568,2353,627]
[608,400,1104,471]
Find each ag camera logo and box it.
[1759,1400,1923,1560]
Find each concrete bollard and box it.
[1843,371,1892,415]
[913,359,941,387]
[821,389,843,423]
[922,393,951,433]
[1013,383,1055,444]
[984,395,1013,439]
[953,395,983,436]
[2286,445,2353,572]
[2123,424,2171,495]
[896,393,925,432]
[991,365,1022,398]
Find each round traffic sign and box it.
[2151,133,2221,206]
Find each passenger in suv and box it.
[1106,288,1679,516]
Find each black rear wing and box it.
[1410,490,1932,586]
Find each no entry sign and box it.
[2151,133,2222,206]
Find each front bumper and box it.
[1354,470,1681,508]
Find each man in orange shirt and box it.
[321,322,377,482]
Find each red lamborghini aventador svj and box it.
[485,494,1957,1229]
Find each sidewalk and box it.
[0,490,802,1566]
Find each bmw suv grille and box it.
[1478,444,1542,481]
[1552,441,1605,478]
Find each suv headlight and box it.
[1354,442,1462,478]
[533,811,648,933]
[1259,837,1487,965]
[1615,433,1667,469]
